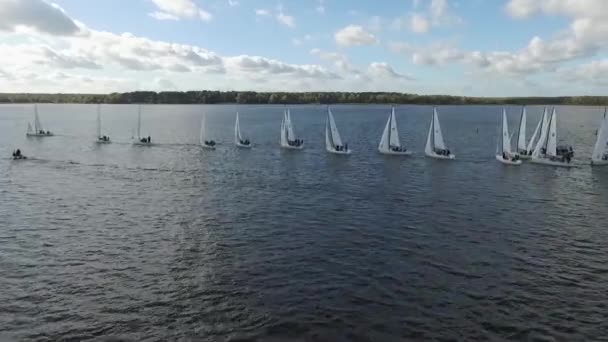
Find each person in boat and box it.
[602,153,608,161]
[147,136,151,143]
[140,137,147,143]
[46,130,50,135]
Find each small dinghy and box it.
[235,112,252,148]
[280,108,304,150]
[496,108,522,165]
[26,104,54,137]
[132,105,153,146]
[425,107,455,160]
[200,112,216,149]
[95,104,111,144]
[11,149,26,160]
[531,107,574,167]
[325,107,351,155]
[591,107,608,166]
[378,106,411,156]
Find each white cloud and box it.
[148,11,179,21]
[0,0,80,35]
[561,60,608,85]
[149,0,212,22]
[368,62,414,80]
[228,0,239,7]
[395,0,462,33]
[255,9,270,16]
[224,55,339,79]
[277,12,295,28]
[335,25,378,47]
[154,77,178,90]
[410,14,430,33]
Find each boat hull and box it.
[327,148,352,155]
[132,141,153,146]
[425,151,455,160]
[518,154,532,160]
[12,156,27,160]
[496,154,522,165]
[591,159,608,166]
[281,144,304,150]
[26,133,53,137]
[379,149,412,156]
[96,139,111,144]
[530,157,573,167]
[236,142,252,149]
[201,144,216,150]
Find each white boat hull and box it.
[530,157,573,167]
[12,156,27,160]
[518,154,532,160]
[26,133,53,137]
[281,144,304,150]
[496,154,522,165]
[327,148,352,155]
[379,149,412,156]
[96,139,111,144]
[425,151,455,160]
[236,142,252,148]
[201,144,216,150]
[133,141,153,146]
[591,159,608,166]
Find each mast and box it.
[431,108,436,151]
[542,107,554,154]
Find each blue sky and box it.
[0,0,607,96]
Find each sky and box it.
[0,0,607,96]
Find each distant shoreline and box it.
[1,91,607,106]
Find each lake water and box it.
[1,104,607,341]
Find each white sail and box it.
[425,113,433,154]
[432,108,447,150]
[325,115,332,151]
[517,107,527,151]
[389,107,400,148]
[532,107,549,158]
[378,113,391,152]
[328,107,343,147]
[546,108,558,157]
[502,108,512,154]
[27,122,33,134]
[526,112,543,153]
[96,104,102,139]
[136,105,142,139]
[592,108,608,162]
[34,104,42,132]
[280,114,288,146]
[235,112,243,143]
[286,109,296,140]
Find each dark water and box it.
[1,104,608,341]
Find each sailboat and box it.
[95,104,111,144]
[200,112,216,149]
[496,108,522,165]
[280,108,303,150]
[325,107,351,154]
[132,105,152,145]
[424,107,455,159]
[235,112,252,148]
[378,106,411,155]
[523,108,545,159]
[516,106,531,158]
[26,104,53,137]
[591,107,608,166]
[531,107,573,167]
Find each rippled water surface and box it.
[1,104,608,341]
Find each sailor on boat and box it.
[99,135,110,142]
[12,149,26,160]
[391,145,407,152]
[334,143,348,152]
[434,148,450,156]
[288,138,303,147]
[139,136,151,143]
[204,140,216,146]
[240,139,250,146]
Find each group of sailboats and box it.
[20,104,608,167]
[496,106,576,167]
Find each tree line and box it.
[1,91,607,106]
